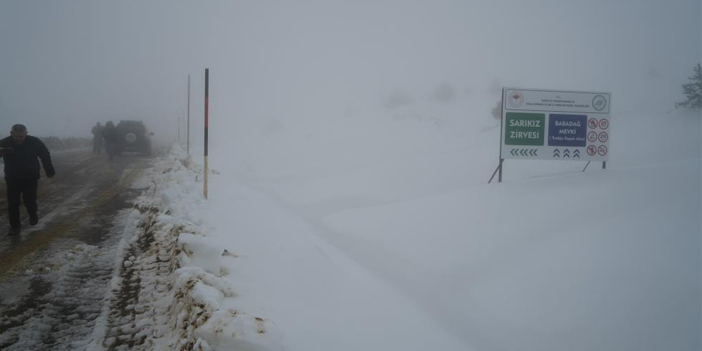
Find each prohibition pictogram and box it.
[598,131,609,143]
[587,145,597,156]
[588,131,597,142]
[598,145,608,156]
[588,118,599,129]
[598,118,609,129]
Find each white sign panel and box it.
[501,88,611,161]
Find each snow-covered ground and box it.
[110,101,699,350]
[1,1,698,349]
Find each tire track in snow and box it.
[0,220,126,350]
[0,152,149,350]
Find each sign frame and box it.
[490,87,612,183]
[500,88,611,162]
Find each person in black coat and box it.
[0,124,55,235]
[102,121,118,159]
[91,122,104,154]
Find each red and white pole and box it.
[204,68,209,199]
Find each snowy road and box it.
[0,149,150,350]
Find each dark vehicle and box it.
[114,120,152,155]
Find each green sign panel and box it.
[504,112,545,146]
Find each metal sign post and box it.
[488,158,504,184]
[488,97,505,184]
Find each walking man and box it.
[91,122,104,154]
[0,124,55,235]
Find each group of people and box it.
[0,124,55,236]
[91,121,117,158]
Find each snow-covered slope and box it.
[127,104,699,350]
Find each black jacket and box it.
[91,125,104,139]
[0,135,55,180]
[103,123,117,143]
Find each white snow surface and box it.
[107,105,699,350]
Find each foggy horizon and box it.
[1,0,700,143]
[0,1,699,350]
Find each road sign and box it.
[599,118,609,129]
[587,145,597,155]
[598,145,608,156]
[510,148,538,156]
[501,88,611,161]
[588,118,598,129]
[504,113,545,146]
[587,131,597,142]
[598,131,609,143]
[548,114,587,147]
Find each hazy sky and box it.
[0,0,700,140]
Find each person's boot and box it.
[8,226,21,236]
[29,213,39,226]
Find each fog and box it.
[1,0,699,148]
[0,2,700,350]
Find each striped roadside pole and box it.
[204,68,209,199]
[187,74,191,155]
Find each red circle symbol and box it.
[588,131,597,142]
[598,131,609,143]
[598,145,608,156]
[587,145,597,156]
[599,118,609,129]
[588,118,599,129]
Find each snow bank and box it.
[106,145,282,351]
